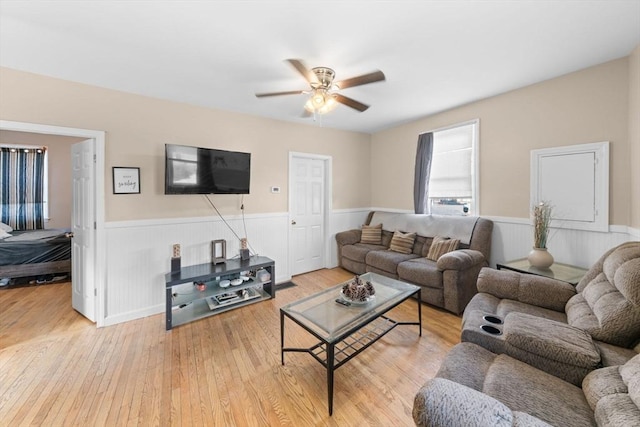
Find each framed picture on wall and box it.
[113,167,140,194]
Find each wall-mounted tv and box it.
[165,144,251,194]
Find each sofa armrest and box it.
[437,249,485,271]
[477,267,576,312]
[413,378,551,427]
[503,312,601,386]
[335,229,361,246]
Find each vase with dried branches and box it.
[528,202,554,268]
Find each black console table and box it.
[164,256,275,330]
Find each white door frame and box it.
[288,151,332,276]
[0,120,106,327]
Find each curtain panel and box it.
[0,147,46,230]
[413,132,434,214]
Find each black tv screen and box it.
[165,144,251,194]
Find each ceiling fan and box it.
[255,59,385,115]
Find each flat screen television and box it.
[165,144,251,194]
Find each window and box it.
[428,121,478,215]
[0,145,48,229]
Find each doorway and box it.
[0,120,105,326]
[288,152,332,276]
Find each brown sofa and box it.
[461,241,640,386]
[413,342,640,427]
[335,211,493,314]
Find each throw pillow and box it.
[0,222,12,233]
[0,229,11,240]
[361,223,383,245]
[426,236,460,261]
[389,231,416,254]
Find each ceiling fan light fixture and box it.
[304,89,338,115]
[257,59,385,115]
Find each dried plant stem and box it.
[533,202,553,248]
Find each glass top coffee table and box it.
[280,272,422,415]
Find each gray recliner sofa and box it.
[413,342,640,427]
[461,241,640,386]
[335,211,493,314]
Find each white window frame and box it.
[425,119,479,216]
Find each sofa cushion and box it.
[435,342,498,391]
[389,231,416,254]
[342,243,386,263]
[566,274,640,348]
[433,343,595,427]
[426,236,460,261]
[413,378,526,427]
[594,394,640,427]
[566,242,640,348]
[620,354,640,409]
[587,354,640,426]
[361,223,382,245]
[366,249,419,275]
[502,312,601,386]
[582,366,627,411]
[504,313,600,368]
[397,257,443,289]
[483,354,595,427]
[603,244,640,305]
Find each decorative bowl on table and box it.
[341,275,376,304]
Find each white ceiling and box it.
[1,1,639,134]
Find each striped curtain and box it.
[0,147,46,230]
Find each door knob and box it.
[291,220,297,225]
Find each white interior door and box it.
[71,139,96,321]
[290,156,325,275]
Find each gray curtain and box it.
[0,147,46,230]
[413,132,434,214]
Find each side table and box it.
[496,259,588,286]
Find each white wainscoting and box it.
[102,209,637,326]
[488,216,636,268]
[103,212,289,326]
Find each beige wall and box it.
[372,57,633,226]
[1,53,637,227]
[0,67,371,222]
[0,130,81,229]
[629,45,640,229]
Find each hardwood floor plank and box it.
[0,268,462,425]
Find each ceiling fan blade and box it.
[336,70,385,89]
[334,94,369,112]
[255,90,305,98]
[286,59,319,84]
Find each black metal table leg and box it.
[327,343,335,415]
[280,310,285,365]
[417,289,422,336]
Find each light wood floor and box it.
[0,268,461,426]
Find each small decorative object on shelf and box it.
[240,238,250,261]
[171,244,181,272]
[528,202,554,269]
[212,239,226,264]
[341,275,376,302]
[256,269,271,282]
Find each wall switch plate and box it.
[271,186,280,193]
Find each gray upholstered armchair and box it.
[461,241,640,386]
